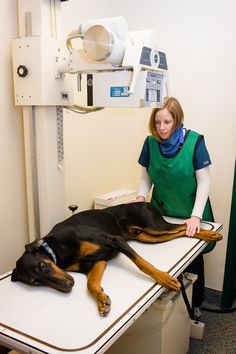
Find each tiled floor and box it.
[189,288,236,354]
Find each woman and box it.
[136,96,214,318]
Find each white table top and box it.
[0,219,222,354]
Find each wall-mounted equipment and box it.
[12,17,168,108]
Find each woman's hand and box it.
[125,195,146,204]
[184,216,201,236]
[136,195,146,202]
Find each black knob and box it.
[17,65,28,77]
[68,204,78,214]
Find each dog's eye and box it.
[39,262,47,272]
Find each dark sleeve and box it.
[138,136,150,168]
[194,136,212,170]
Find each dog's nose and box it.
[64,278,74,292]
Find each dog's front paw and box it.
[163,273,181,291]
[99,295,111,316]
[156,271,181,291]
[152,268,181,291]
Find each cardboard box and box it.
[94,188,137,209]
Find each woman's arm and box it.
[192,166,210,218]
[185,166,210,236]
[136,166,152,201]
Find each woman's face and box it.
[155,108,174,140]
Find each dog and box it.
[11,202,222,316]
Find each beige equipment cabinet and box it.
[105,274,197,354]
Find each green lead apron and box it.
[148,131,215,253]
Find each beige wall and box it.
[62,0,236,290]
[0,1,28,274]
[64,108,149,211]
[1,0,235,291]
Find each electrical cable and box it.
[200,289,236,314]
[64,105,105,114]
[178,274,194,320]
[202,306,236,314]
[200,220,214,230]
[66,29,83,50]
[178,273,236,319]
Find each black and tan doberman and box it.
[11,202,222,316]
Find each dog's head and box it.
[11,240,74,293]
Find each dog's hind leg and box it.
[128,226,222,243]
[87,260,111,316]
[129,227,187,243]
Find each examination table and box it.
[0,218,222,354]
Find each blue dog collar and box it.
[41,242,57,264]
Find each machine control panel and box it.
[140,47,168,71]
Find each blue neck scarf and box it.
[160,125,184,155]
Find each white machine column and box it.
[17,0,66,239]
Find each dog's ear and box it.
[25,241,37,253]
[11,268,18,282]
[25,239,43,253]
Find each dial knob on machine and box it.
[17,65,28,77]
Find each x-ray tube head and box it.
[81,16,128,66]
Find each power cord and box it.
[178,273,236,317]
[178,274,194,320]
[202,291,236,314]
[199,287,236,313]
[202,305,236,314]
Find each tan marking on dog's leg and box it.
[66,263,80,271]
[132,228,223,244]
[128,225,187,236]
[87,261,111,316]
[132,254,181,291]
[144,225,187,234]
[80,242,101,257]
[133,230,188,243]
